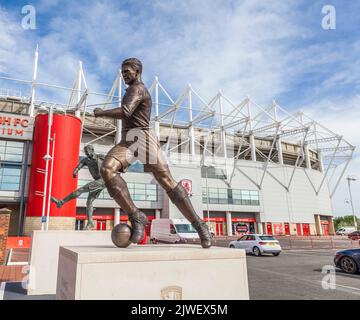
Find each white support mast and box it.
[75,61,82,118]
[154,76,160,140]
[218,90,227,161]
[188,84,195,157]
[29,45,39,117]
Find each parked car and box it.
[347,231,360,240]
[150,218,199,244]
[334,249,360,274]
[336,227,356,235]
[229,234,282,256]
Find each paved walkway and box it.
[0,266,25,282]
[0,249,29,283]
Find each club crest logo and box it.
[160,285,182,300]
[180,179,192,196]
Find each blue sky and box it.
[0,0,359,216]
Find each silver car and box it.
[229,234,282,256]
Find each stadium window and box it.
[0,165,21,191]
[202,187,260,206]
[201,166,227,180]
[218,188,228,204]
[76,180,157,202]
[0,141,24,162]
[231,189,242,205]
[146,184,157,201]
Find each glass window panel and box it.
[3,167,21,176]
[146,184,156,190]
[134,194,146,201]
[134,183,145,189]
[6,141,23,148]
[135,189,146,195]
[0,183,19,191]
[0,141,5,146]
[6,147,23,155]
[3,154,22,161]
[146,195,157,201]
[2,175,20,183]
[241,191,251,200]
[232,193,241,199]
[146,189,157,195]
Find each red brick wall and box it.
[0,213,10,264]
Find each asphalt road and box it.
[247,249,360,300]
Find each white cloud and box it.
[0,0,359,216]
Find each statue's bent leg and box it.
[101,148,147,244]
[145,135,212,248]
[84,189,102,230]
[51,184,91,208]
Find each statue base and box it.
[27,230,113,295]
[56,244,249,300]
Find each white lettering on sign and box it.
[0,113,34,141]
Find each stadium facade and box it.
[0,52,355,237]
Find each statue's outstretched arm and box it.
[93,85,142,120]
[73,158,86,178]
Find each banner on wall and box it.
[273,223,284,235]
[0,112,34,140]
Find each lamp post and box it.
[203,164,215,228]
[346,175,358,229]
[39,104,54,230]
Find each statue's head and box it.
[84,144,95,157]
[121,58,142,85]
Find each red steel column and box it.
[26,113,82,220]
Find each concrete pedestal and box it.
[28,230,113,295]
[56,245,249,300]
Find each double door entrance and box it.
[96,220,106,231]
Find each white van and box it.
[150,218,199,244]
[336,226,356,235]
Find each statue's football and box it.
[111,223,132,248]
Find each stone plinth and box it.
[56,245,249,300]
[27,230,113,295]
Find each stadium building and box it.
[0,52,355,237]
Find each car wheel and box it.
[340,256,358,274]
[230,245,235,248]
[272,252,280,256]
[253,246,261,256]
[151,238,157,244]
